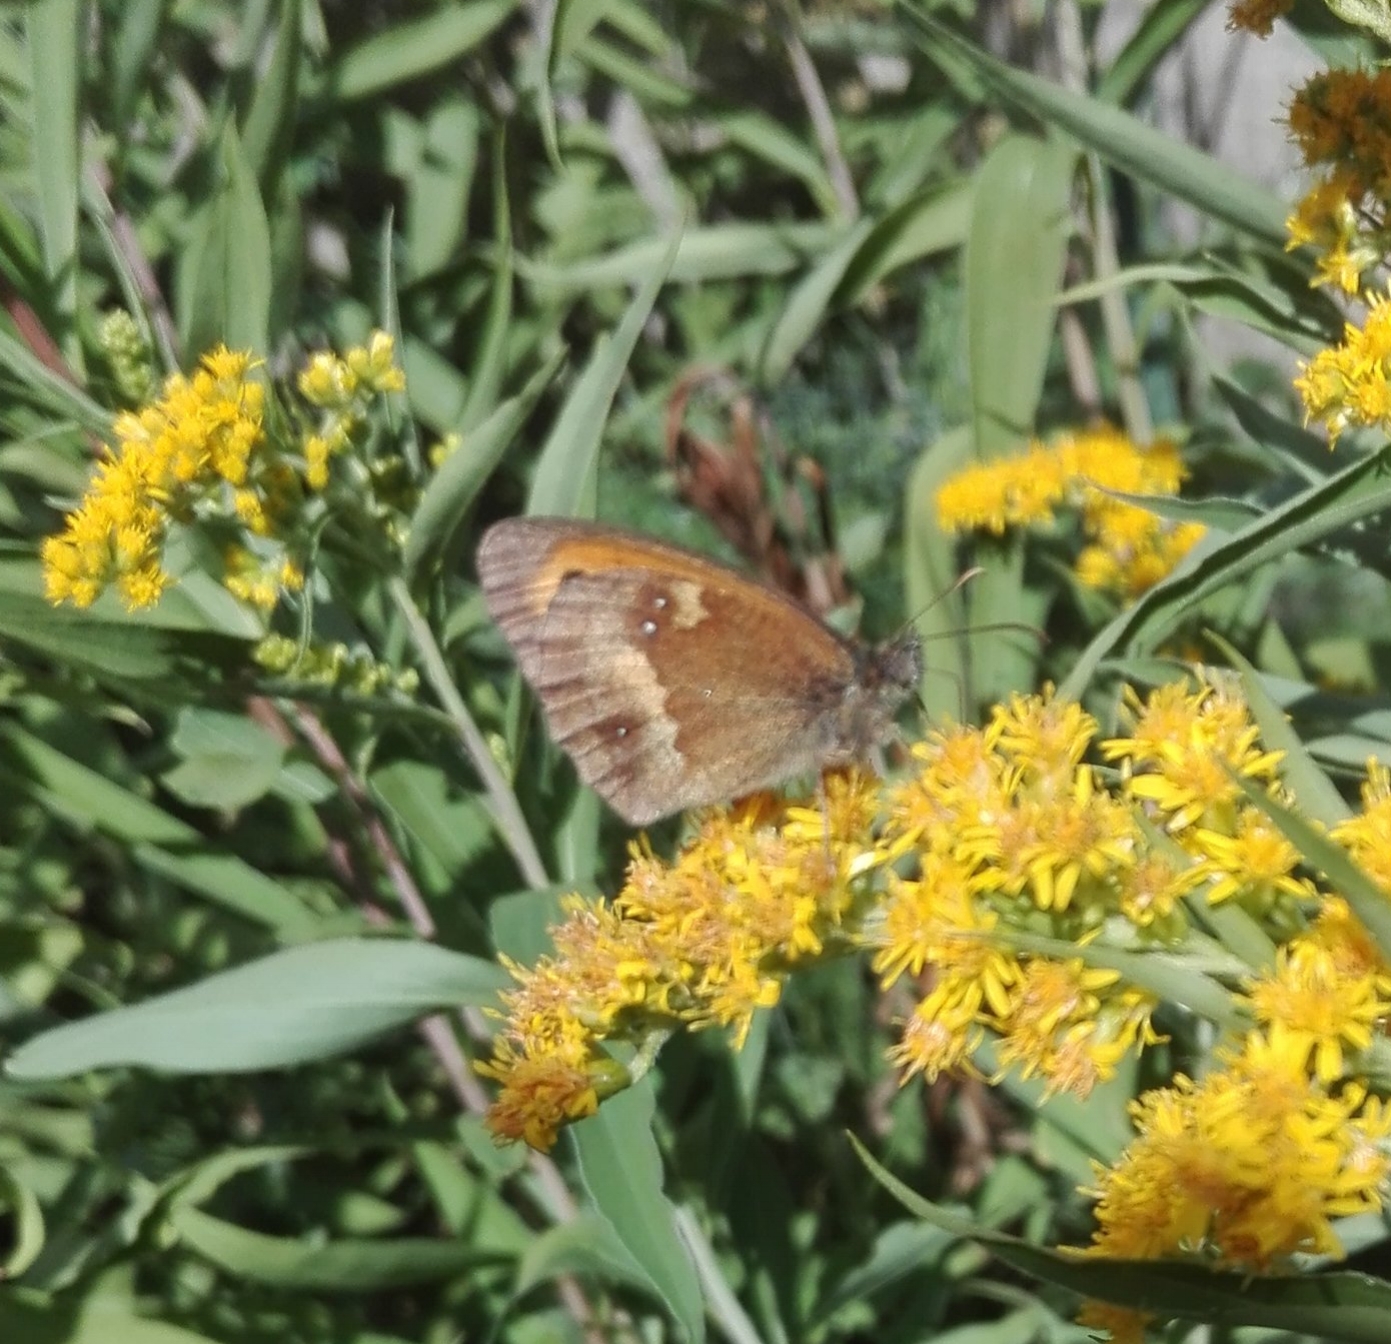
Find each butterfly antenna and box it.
[920,619,1049,647]
[905,565,983,627]
[905,567,1046,648]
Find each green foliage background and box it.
[3,1,1390,1342]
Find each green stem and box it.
[389,574,548,888]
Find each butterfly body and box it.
[477,517,921,824]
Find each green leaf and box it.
[903,429,975,720]
[458,125,511,426]
[850,1135,1391,1340]
[838,178,973,303]
[1207,634,1352,826]
[0,588,190,680]
[518,220,838,290]
[110,0,168,132]
[1181,262,1336,348]
[0,1162,45,1278]
[759,218,876,385]
[1213,373,1331,482]
[1327,0,1391,44]
[157,1143,311,1212]
[714,109,838,217]
[407,97,482,282]
[0,724,316,933]
[489,886,572,967]
[526,229,680,518]
[0,326,110,429]
[403,349,565,581]
[1232,778,1391,965]
[240,0,302,194]
[513,1213,652,1295]
[1095,0,1207,105]
[1060,449,1391,701]
[26,0,81,357]
[0,1297,224,1344]
[899,5,1287,246]
[576,34,692,108]
[573,1083,705,1342]
[369,758,496,885]
[0,550,263,641]
[169,1206,482,1289]
[966,134,1074,458]
[158,708,288,811]
[954,133,1072,708]
[180,127,273,356]
[326,0,516,103]
[6,937,509,1078]
[991,1244,1391,1343]
[814,1221,954,1322]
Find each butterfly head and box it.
[831,628,923,762]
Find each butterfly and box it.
[476,517,921,825]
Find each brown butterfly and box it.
[475,517,922,825]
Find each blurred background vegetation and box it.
[2,1,1386,1341]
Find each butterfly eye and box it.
[640,619,658,636]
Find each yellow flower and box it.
[994,958,1115,1072]
[1289,68,1391,193]
[1285,171,1379,295]
[1081,1042,1390,1274]
[1241,941,1390,1084]
[988,688,1097,780]
[1076,1301,1151,1344]
[1116,849,1199,930]
[1102,678,1284,832]
[304,434,331,491]
[480,777,896,1146]
[884,722,1011,856]
[935,426,1201,597]
[43,345,268,610]
[935,446,1067,534]
[889,983,984,1083]
[299,350,358,407]
[1295,288,1391,444]
[1331,760,1391,900]
[1301,894,1388,981]
[300,332,404,407]
[42,334,406,613]
[476,1029,611,1151]
[347,330,406,393]
[1189,806,1318,911]
[869,860,1016,1010]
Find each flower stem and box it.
[389,574,548,888]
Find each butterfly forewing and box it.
[476,518,865,823]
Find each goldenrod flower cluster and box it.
[297,330,405,491]
[1080,917,1391,1342]
[1284,68,1391,298]
[252,632,418,696]
[1294,290,1391,447]
[42,332,404,614]
[98,310,156,405]
[482,672,1391,1326]
[934,426,1205,598]
[1225,0,1293,36]
[480,775,886,1148]
[1280,68,1391,441]
[42,346,266,610]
